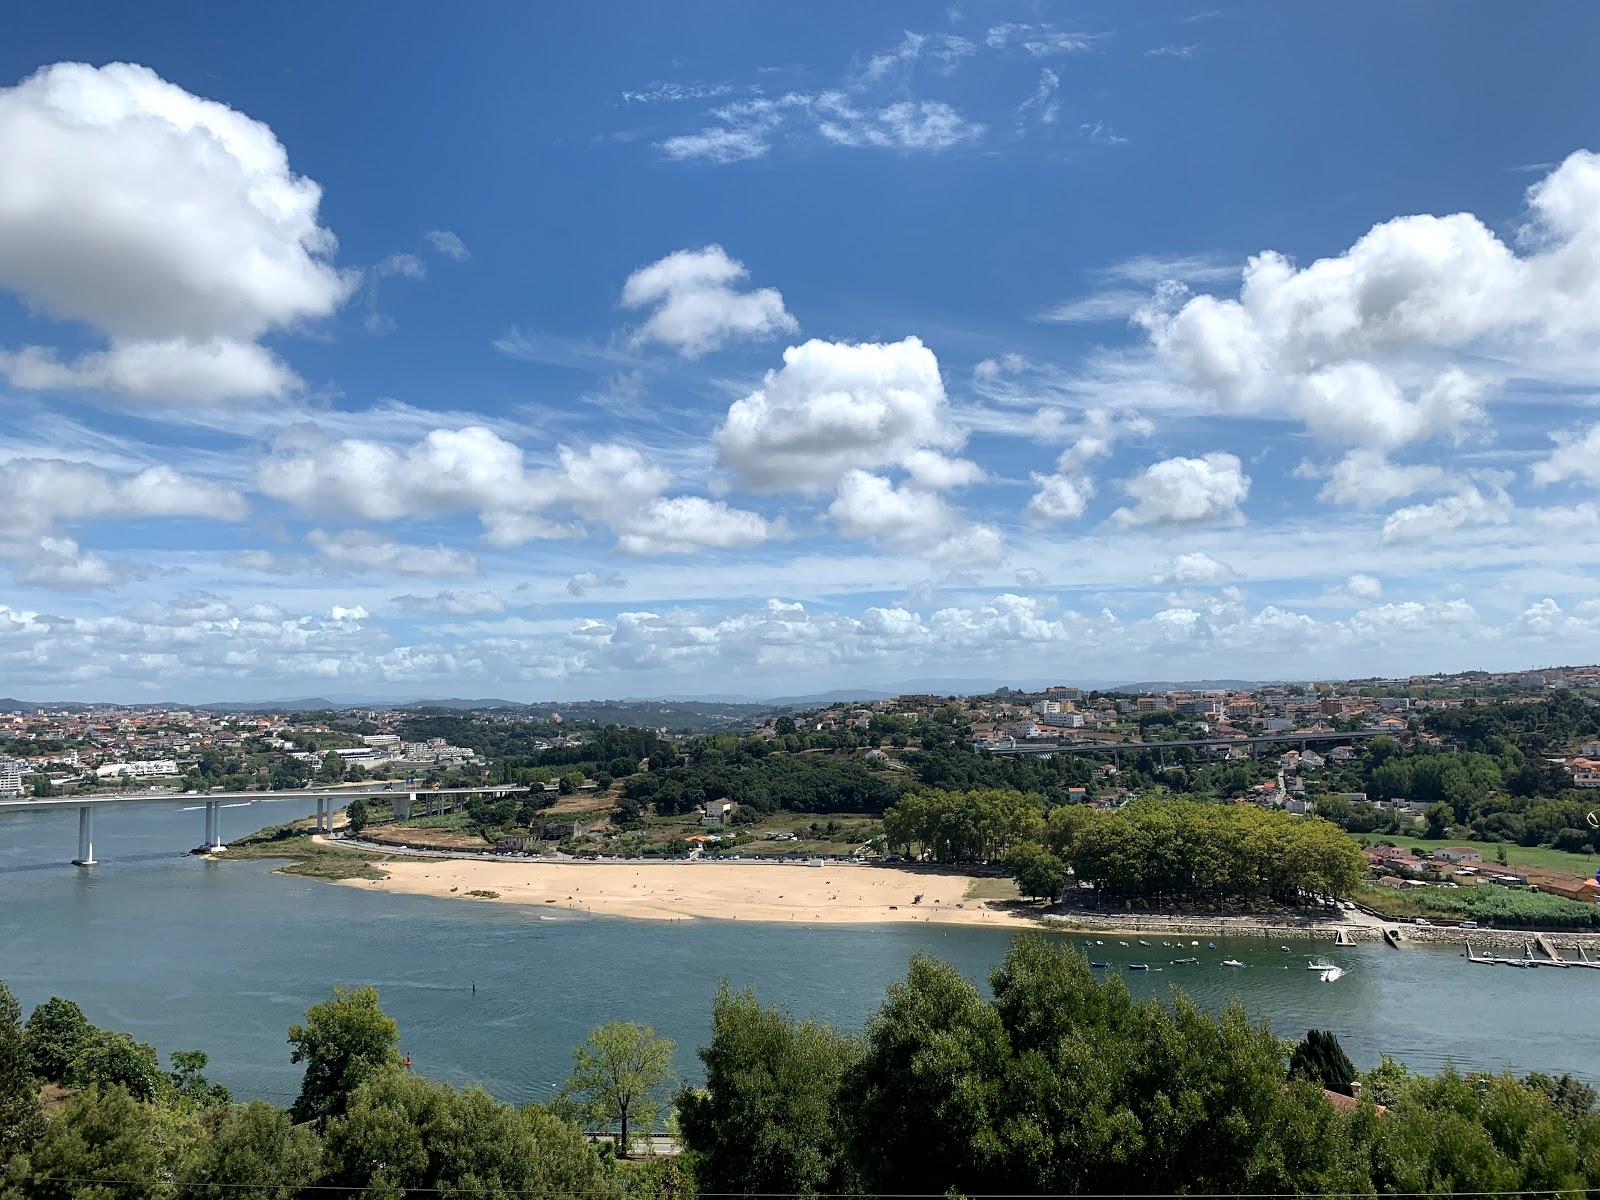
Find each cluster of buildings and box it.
[0,704,479,796]
[1365,843,1600,904]
[283,733,478,771]
[966,684,1443,751]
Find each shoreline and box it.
[329,856,1041,927]
[315,855,1600,950]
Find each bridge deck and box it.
[0,784,525,812]
[984,728,1387,756]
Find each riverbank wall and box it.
[1038,913,1600,952]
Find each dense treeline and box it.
[621,747,903,818]
[677,936,1600,1197]
[905,741,1097,793]
[7,941,1600,1198]
[1308,708,1600,852]
[0,984,678,1200]
[1423,690,1600,756]
[880,790,1367,907]
[881,787,1044,863]
[1056,798,1368,905]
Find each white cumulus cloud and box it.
[714,336,963,492]
[1139,151,1600,451]
[622,245,797,358]
[1111,452,1250,527]
[0,61,350,402]
[1152,551,1238,585]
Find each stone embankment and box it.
[1038,911,1600,952]
[1388,924,1600,953]
[1041,914,1380,942]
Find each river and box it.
[0,798,1590,1102]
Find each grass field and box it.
[1357,882,1600,928]
[1365,834,1598,877]
[631,809,882,858]
[963,876,1022,901]
[224,827,392,880]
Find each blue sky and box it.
[4,2,1600,701]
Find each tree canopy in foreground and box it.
[5,940,1600,1198]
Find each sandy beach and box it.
[333,858,1038,926]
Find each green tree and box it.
[1003,842,1066,900]
[344,797,369,834]
[842,954,1011,1193]
[1523,1071,1598,1119]
[167,1050,231,1109]
[1424,802,1452,839]
[1372,1068,1597,1195]
[1289,1028,1358,1095]
[676,985,860,1196]
[0,981,44,1168]
[319,752,345,784]
[287,986,400,1125]
[21,1084,165,1200]
[558,1021,675,1156]
[177,1100,322,1200]
[324,1068,604,1199]
[23,996,93,1083]
[613,1154,697,1200]
[1358,1055,1411,1108]
[558,770,585,795]
[64,1030,162,1102]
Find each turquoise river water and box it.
[0,798,1591,1101]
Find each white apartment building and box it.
[0,758,24,796]
[94,759,178,780]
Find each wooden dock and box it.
[1535,933,1566,964]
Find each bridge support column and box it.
[394,792,414,821]
[1112,749,1120,771]
[73,806,96,866]
[203,800,226,852]
[314,796,328,833]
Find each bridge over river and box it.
[0,784,528,866]
[983,726,1388,766]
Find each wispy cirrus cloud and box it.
[647,29,993,165]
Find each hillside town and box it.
[6,662,1600,806]
[0,707,483,797]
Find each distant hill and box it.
[195,696,528,712]
[766,688,896,705]
[196,697,346,712]
[0,697,101,713]
[395,698,526,711]
[1107,678,1267,694]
